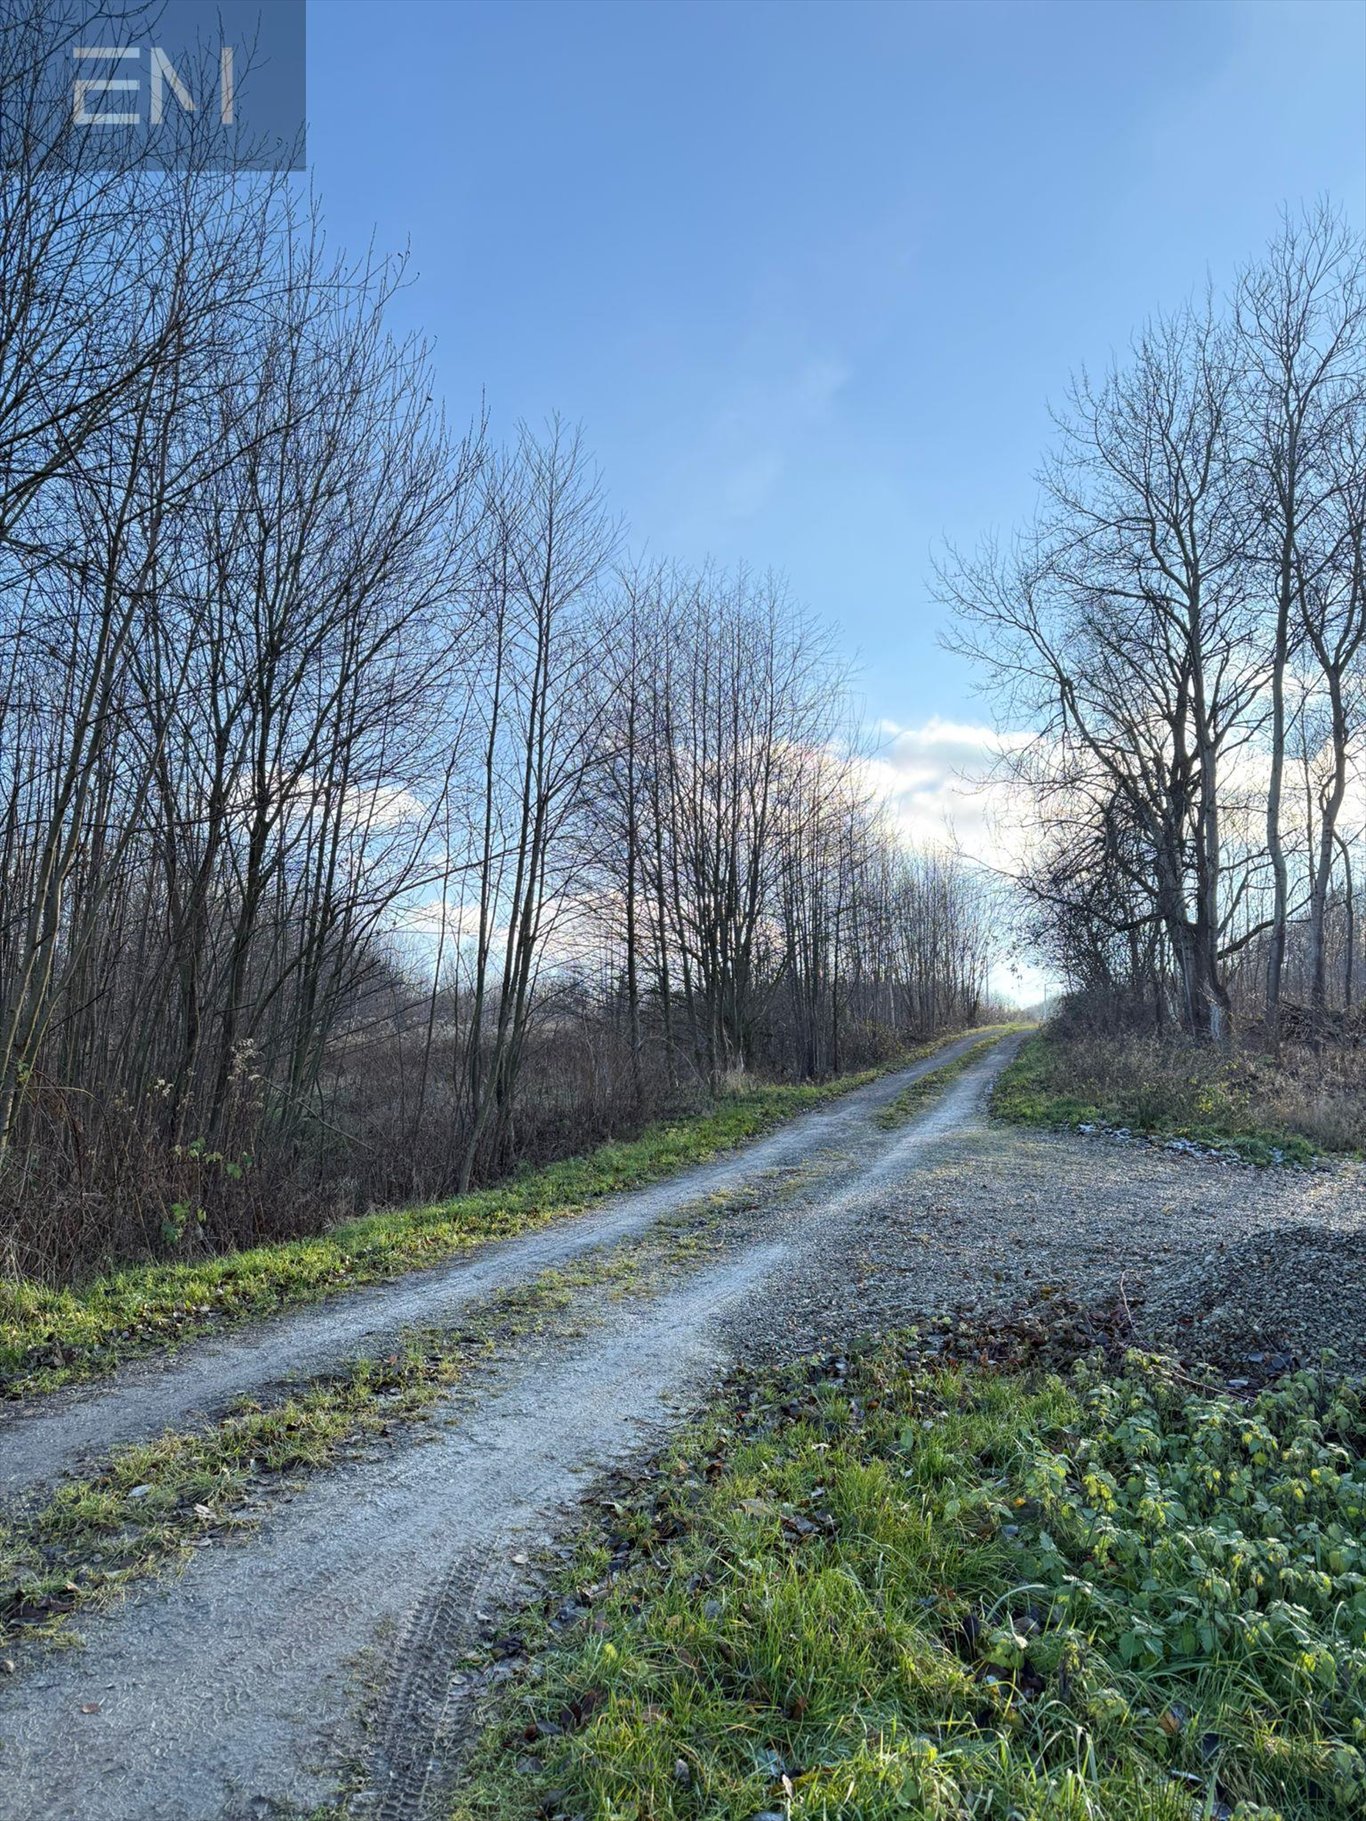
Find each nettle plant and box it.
[162,1138,254,1250]
[1008,1361,1366,1809]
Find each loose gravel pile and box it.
[726,1100,1366,1377]
[1149,1223,1366,1372]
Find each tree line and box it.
[943,206,1366,1044]
[0,6,993,1279]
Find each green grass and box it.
[0,1034,984,1400]
[874,1028,1021,1129]
[992,1031,1323,1167]
[451,1338,1366,1821]
[0,1323,482,1649]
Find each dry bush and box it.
[1030,1022,1366,1155]
[1243,1042,1366,1152]
[1,965,983,1287]
[0,1063,335,1284]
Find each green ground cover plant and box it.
[453,1336,1366,1820]
[990,1029,1361,1166]
[0,1033,992,1400]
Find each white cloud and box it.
[864,712,1366,1008]
[862,715,1034,873]
[861,717,1064,1005]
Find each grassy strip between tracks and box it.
[450,1327,1366,1821]
[0,1031,997,1400]
[991,1030,1331,1168]
[874,1029,1018,1130]
[0,1242,665,1656]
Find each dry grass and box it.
[995,1025,1366,1162]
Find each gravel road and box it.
[0,1030,990,1506]
[1,1031,1361,1820]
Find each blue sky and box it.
[306,0,1365,878]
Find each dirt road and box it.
[1,1032,1360,1820]
[0,1030,989,1506]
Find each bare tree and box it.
[454,422,616,1188]
[948,209,1366,1044]
[1237,207,1366,1034]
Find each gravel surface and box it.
[746,1108,1366,1373]
[1,1030,1362,1820]
[0,1254,784,1821]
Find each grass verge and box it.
[992,1030,1333,1167]
[0,1032,990,1400]
[874,1028,1019,1130]
[450,1330,1366,1821]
